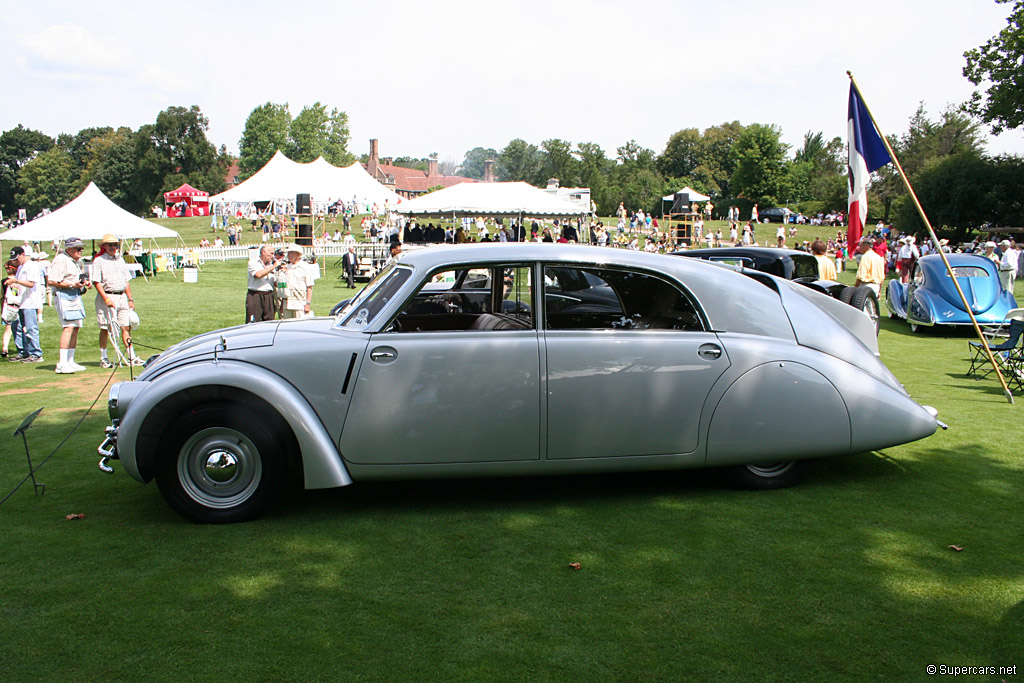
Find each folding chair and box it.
[978,307,1024,340]
[967,318,1024,380]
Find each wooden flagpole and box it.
[847,71,1014,404]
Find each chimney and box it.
[382,157,393,166]
[427,158,439,177]
[483,160,495,183]
[367,138,380,179]
[547,178,559,190]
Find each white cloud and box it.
[17,23,132,74]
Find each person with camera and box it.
[92,234,141,367]
[246,245,283,323]
[47,237,91,373]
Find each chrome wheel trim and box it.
[745,462,796,478]
[177,427,262,509]
[863,297,880,331]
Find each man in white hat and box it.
[47,238,91,373]
[982,241,999,265]
[897,235,920,283]
[998,239,1018,291]
[277,244,314,319]
[92,233,142,367]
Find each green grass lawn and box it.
[1,235,1022,681]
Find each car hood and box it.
[138,321,280,377]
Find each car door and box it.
[542,265,730,459]
[340,264,541,465]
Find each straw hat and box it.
[100,233,119,245]
[283,243,304,255]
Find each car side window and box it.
[543,266,704,331]
[388,264,534,332]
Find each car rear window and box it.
[790,254,820,280]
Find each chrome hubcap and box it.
[178,427,262,509]
[204,450,238,483]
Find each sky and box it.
[1,0,1021,167]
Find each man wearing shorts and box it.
[92,234,142,367]
[47,237,92,373]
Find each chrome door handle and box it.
[370,350,396,361]
[698,344,722,360]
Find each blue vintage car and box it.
[886,253,1018,332]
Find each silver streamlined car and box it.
[98,244,938,523]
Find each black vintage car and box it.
[673,247,880,335]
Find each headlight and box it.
[108,383,120,418]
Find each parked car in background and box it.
[98,245,936,523]
[757,207,790,223]
[675,247,880,335]
[887,253,1018,332]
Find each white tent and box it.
[394,181,588,218]
[209,151,401,207]
[662,186,711,202]
[0,182,180,243]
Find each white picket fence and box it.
[144,243,390,264]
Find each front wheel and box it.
[155,405,289,523]
[725,460,811,490]
[849,286,880,335]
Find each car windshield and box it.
[337,263,412,330]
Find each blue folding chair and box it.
[968,318,1024,380]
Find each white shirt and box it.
[16,260,43,308]
[1001,248,1018,276]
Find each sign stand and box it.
[13,408,45,496]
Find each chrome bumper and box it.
[97,421,119,473]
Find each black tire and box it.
[839,285,856,306]
[849,286,880,335]
[155,404,289,523]
[725,460,812,490]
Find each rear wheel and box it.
[155,405,289,523]
[726,460,812,490]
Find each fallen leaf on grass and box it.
[568,562,581,570]
[948,545,963,552]
[65,513,86,521]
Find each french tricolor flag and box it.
[847,85,892,246]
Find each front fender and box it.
[116,360,352,490]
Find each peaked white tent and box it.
[394,182,588,218]
[662,186,711,202]
[209,151,401,207]
[0,182,180,243]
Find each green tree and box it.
[497,138,541,182]
[576,141,612,212]
[458,147,499,179]
[16,147,74,216]
[238,102,292,179]
[729,124,789,205]
[963,0,1024,133]
[289,102,353,165]
[658,128,702,178]
[86,128,139,210]
[0,125,54,215]
[537,138,578,187]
